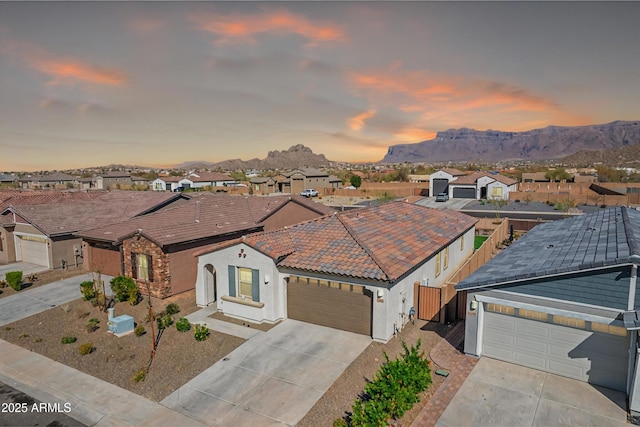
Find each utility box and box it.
[107,308,134,336]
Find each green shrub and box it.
[79,280,96,300]
[156,314,173,330]
[79,343,94,355]
[61,336,77,344]
[132,367,147,383]
[165,303,180,315]
[86,318,100,333]
[134,325,146,337]
[350,340,432,427]
[6,271,22,291]
[176,317,190,332]
[194,324,210,341]
[110,275,139,305]
[333,417,348,427]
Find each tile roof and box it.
[3,191,182,236]
[286,168,328,177]
[186,172,234,182]
[77,194,336,247]
[441,168,466,177]
[243,202,477,283]
[452,172,486,185]
[491,174,518,186]
[0,190,106,212]
[18,172,76,182]
[456,206,640,290]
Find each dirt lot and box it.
[298,319,451,427]
[0,290,245,402]
[0,265,86,300]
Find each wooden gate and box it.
[414,283,441,322]
[457,290,467,320]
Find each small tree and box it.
[350,175,362,189]
[488,198,508,220]
[5,271,23,291]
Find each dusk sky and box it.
[1,2,639,171]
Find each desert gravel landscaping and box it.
[0,289,245,402]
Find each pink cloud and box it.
[191,9,346,45]
[348,109,376,130]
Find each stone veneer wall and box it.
[122,236,171,299]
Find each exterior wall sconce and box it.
[264,275,270,284]
[470,300,478,311]
[376,288,384,303]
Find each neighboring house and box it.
[131,176,150,188]
[522,172,549,183]
[429,168,466,197]
[456,207,640,404]
[77,177,97,190]
[179,172,236,189]
[328,175,342,189]
[18,172,77,190]
[78,194,335,298]
[409,174,430,183]
[286,168,331,194]
[445,171,518,200]
[195,202,476,342]
[0,174,17,187]
[152,176,182,191]
[95,172,133,190]
[0,192,185,269]
[249,177,277,195]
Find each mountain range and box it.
[175,144,330,170]
[381,121,640,163]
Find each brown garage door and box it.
[287,277,372,336]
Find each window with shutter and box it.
[131,253,137,279]
[239,268,253,299]
[251,269,260,302]
[228,265,236,297]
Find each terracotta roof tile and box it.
[243,201,477,283]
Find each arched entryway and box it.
[203,264,217,306]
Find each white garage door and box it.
[18,236,49,267]
[483,309,629,391]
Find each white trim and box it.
[475,293,623,326]
[630,264,638,311]
[490,289,625,314]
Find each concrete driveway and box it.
[0,261,48,281]
[436,358,628,427]
[162,319,371,426]
[0,273,113,327]
[415,198,474,210]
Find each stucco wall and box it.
[196,243,282,323]
[51,236,83,270]
[0,227,16,264]
[82,242,121,276]
[169,248,200,295]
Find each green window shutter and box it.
[131,253,137,279]
[251,269,260,302]
[147,255,154,282]
[228,266,236,297]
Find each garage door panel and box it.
[483,310,629,391]
[287,280,372,336]
[517,322,549,338]
[515,336,548,354]
[19,237,48,267]
[485,330,515,346]
[514,352,547,370]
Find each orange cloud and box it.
[2,39,126,87]
[346,65,587,142]
[192,9,345,45]
[348,109,376,130]
[31,58,126,86]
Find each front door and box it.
[204,264,217,305]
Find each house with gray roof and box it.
[456,207,640,408]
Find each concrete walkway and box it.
[162,319,371,426]
[0,339,207,427]
[185,306,263,340]
[0,273,113,327]
[411,321,478,427]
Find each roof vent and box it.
[546,244,555,249]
